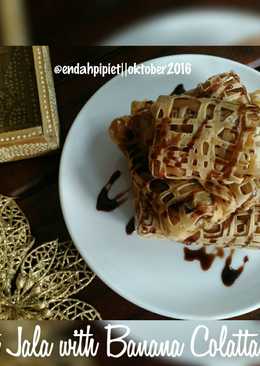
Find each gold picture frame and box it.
[0,46,60,162]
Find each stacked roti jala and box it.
[109,72,260,248]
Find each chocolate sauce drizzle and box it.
[184,246,249,287]
[98,172,249,286]
[184,246,224,271]
[126,217,135,235]
[221,250,249,287]
[96,171,129,212]
[97,172,136,235]
[170,84,186,96]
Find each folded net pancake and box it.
[109,107,159,236]
[109,100,154,163]
[109,106,244,242]
[251,90,260,108]
[185,205,260,248]
[109,72,260,247]
[134,177,225,241]
[187,71,251,104]
[134,175,260,242]
[150,95,260,184]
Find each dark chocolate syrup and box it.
[170,84,186,96]
[126,217,135,235]
[96,171,128,212]
[221,250,249,287]
[184,246,224,271]
[149,179,169,193]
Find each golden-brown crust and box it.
[108,71,260,247]
[187,71,251,104]
[149,95,260,184]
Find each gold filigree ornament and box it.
[0,194,101,320]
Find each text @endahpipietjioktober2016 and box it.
[53,62,192,77]
[2,324,260,359]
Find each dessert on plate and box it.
[109,71,260,247]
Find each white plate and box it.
[102,9,260,45]
[59,54,260,319]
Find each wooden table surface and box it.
[1,46,260,321]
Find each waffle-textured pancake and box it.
[185,205,260,248]
[149,95,260,184]
[110,111,225,241]
[109,106,259,242]
[251,90,260,108]
[187,71,251,104]
[109,71,260,247]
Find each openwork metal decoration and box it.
[0,194,101,320]
[0,46,59,162]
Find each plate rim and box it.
[102,9,260,46]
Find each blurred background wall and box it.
[1,0,260,45]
